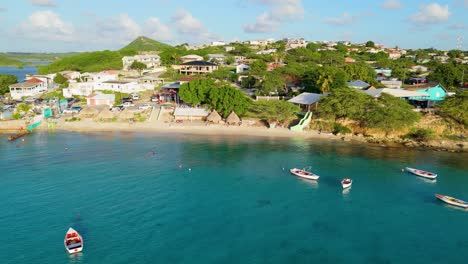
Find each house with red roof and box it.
[9,78,47,100]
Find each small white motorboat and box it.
[64,227,83,254]
[290,168,319,180]
[435,194,468,209]
[405,167,437,179]
[341,178,352,189]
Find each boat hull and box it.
[406,167,437,179]
[64,228,83,254]
[341,179,352,189]
[435,194,468,209]
[290,168,319,180]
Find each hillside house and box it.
[175,61,218,75]
[122,55,161,70]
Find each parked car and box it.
[131,94,139,100]
[138,104,153,110]
[122,97,133,103]
[122,102,135,107]
[63,108,80,114]
[24,97,36,103]
[150,96,158,102]
[110,105,124,112]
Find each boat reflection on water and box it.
[342,187,351,196]
[300,179,319,189]
[66,251,83,263]
[418,177,437,184]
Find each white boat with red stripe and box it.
[290,167,320,180]
[64,227,83,254]
[341,178,352,189]
[405,167,437,179]
[435,194,468,209]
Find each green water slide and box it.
[290,111,312,132]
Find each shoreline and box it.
[1,119,466,152]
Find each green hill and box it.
[121,36,172,52]
[38,36,173,74]
[0,54,24,66]
[38,50,136,74]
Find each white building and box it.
[9,78,47,99]
[122,55,161,70]
[96,80,154,94]
[208,54,227,63]
[236,64,250,74]
[380,80,403,89]
[284,38,308,49]
[60,71,82,80]
[180,54,204,63]
[410,65,428,73]
[210,41,226,46]
[63,82,95,97]
[256,49,277,55]
[224,46,235,52]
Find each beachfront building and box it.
[9,78,47,100]
[175,61,218,75]
[122,55,161,70]
[86,93,115,107]
[180,54,204,63]
[288,92,325,111]
[405,83,448,108]
[156,82,181,104]
[173,107,210,121]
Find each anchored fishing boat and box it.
[341,178,352,189]
[405,167,437,179]
[435,194,468,209]
[64,227,83,254]
[290,167,320,180]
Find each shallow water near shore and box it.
[1,132,467,263]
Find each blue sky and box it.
[0,0,467,52]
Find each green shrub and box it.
[65,117,81,122]
[12,111,21,120]
[404,128,435,142]
[332,123,352,135]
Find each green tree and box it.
[208,67,236,82]
[362,93,420,135]
[317,88,372,120]
[303,66,347,93]
[248,100,300,127]
[250,59,267,74]
[53,73,68,84]
[225,56,235,65]
[437,90,468,127]
[365,41,375,48]
[130,61,147,75]
[427,63,465,90]
[0,74,17,95]
[178,79,214,105]
[306,42,320,52]
[343,62,376,84]
[259,72,285,95]
[207,85,252,117]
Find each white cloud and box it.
[93,14,142,45]
[409,3,450,24]
[29,0,56,7]
[381,0,403,10]
[15,10,74,41]
[324,12,357,26]
[244,0,304,33]
[172,8,218,44]
[144,17,172,42]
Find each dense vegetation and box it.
[178,79,252,117]
[437,90,468,127]
[316,88,421,134]
[0,74,18,95]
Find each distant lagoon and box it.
[0,61,49,82]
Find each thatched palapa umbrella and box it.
[226,111,241,125]
[206,109,222,123]
[79,107,99,118]
[119,108,134,121]
[97,108,114,121]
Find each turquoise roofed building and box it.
[405,82,447,108]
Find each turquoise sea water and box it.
[0,132,467,264]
